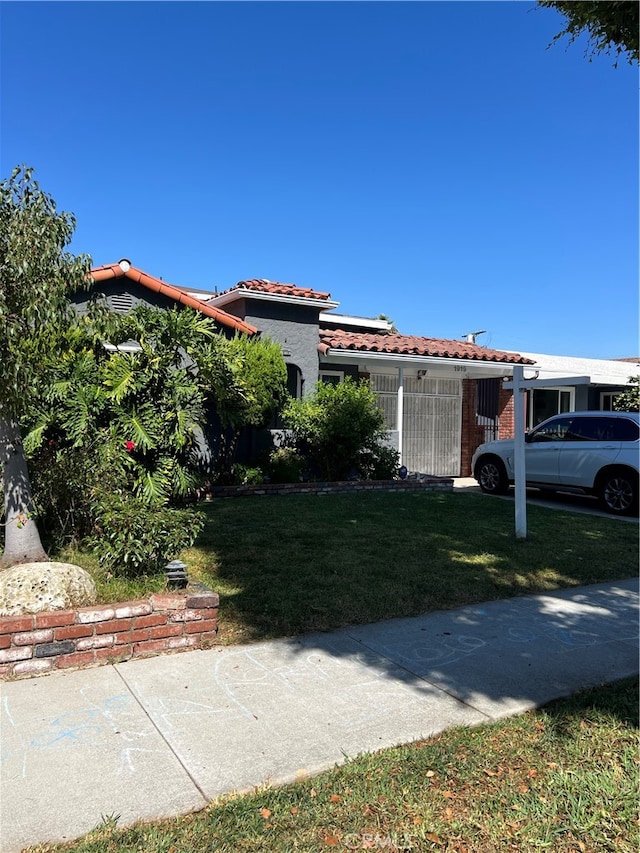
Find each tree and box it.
[23,305,288,568]
[207,334,288,479]
[0,166,91,568]
[537,1,639,64]
[613,376,640,412]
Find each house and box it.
[83,260,637,477]
[81,259,538,477]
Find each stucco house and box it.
[79,259,634,478]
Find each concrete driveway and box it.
[453,478,639,522]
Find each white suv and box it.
[472,411,639,516]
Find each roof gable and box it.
[90,260,257,335]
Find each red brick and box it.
[186,593,219,609]
[150,593,187,611]
[149,624,183,640]
[0,615,34,635]
[186,619,218,634]
[95,618,134,635]
[13,659,55,676]
[77,635,115,651]
[76,606,116,624]
[129,628,151,643]
[0,636,11,650]
[34,611,75,629]
[192,608,218,621]
[114,601,152,619]
[56,651,96,669]
[115,631,136,645]
[133,613,168,629]
[55,624,94,641]
[0,647,32,663]
[133,638,169,655]
[95,645,132,662]
[13,629,54,646]
[168,636,198,650]
[170,609,202,623]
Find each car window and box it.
[565,417,614,441]
[609,417,640,442]
[528,417,574,442]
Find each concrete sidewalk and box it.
[1,578,638,853]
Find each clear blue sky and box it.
[1,1,637,358]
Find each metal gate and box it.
[371,375,462,476]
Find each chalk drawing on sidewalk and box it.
[0,689,165,781]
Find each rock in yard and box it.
[0,562,97,616]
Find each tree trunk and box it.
[0,412,48,569]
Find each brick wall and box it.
[206,477,453,498]
[460,380,486,477]
[0,590,219,680]
[498,388,515,439]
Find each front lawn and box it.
[64,490,639,644]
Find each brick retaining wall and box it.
[0,590,219,680]
[207,476,453,498]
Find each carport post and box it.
[513,365,527,538]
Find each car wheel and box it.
[475,456,509,495]
[598,468,639,516]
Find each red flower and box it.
[125,440,136,452]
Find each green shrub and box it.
[282,377,398,481]
[88,494,204,576]
[267,446,305,483]
[232,464,264,485]
[358,442,400,480]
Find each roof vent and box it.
[110,292,134,313]
[463,330,486,344]
[118,259,132,272]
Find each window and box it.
[600,392,618,411]
[526,388,574,429]
[528,416,573,442]
[319,370,344,387]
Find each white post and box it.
[397,367,404,463]
[513,365,527,539]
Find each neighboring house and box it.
[498,351,639,434]
[84,259,634,479]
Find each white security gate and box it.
[371,374,462,476]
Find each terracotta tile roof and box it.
[90,261,257,335]
[318,328,534,364]
[217,279,332,302]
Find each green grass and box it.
[63,490,638,644]
[28,676,639,853]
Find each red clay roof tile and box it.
[318,328,534,364]
[217,279,332,301]
[90,262,257,335]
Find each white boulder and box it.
[0,562,97,616]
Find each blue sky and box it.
[1,1,637,358]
